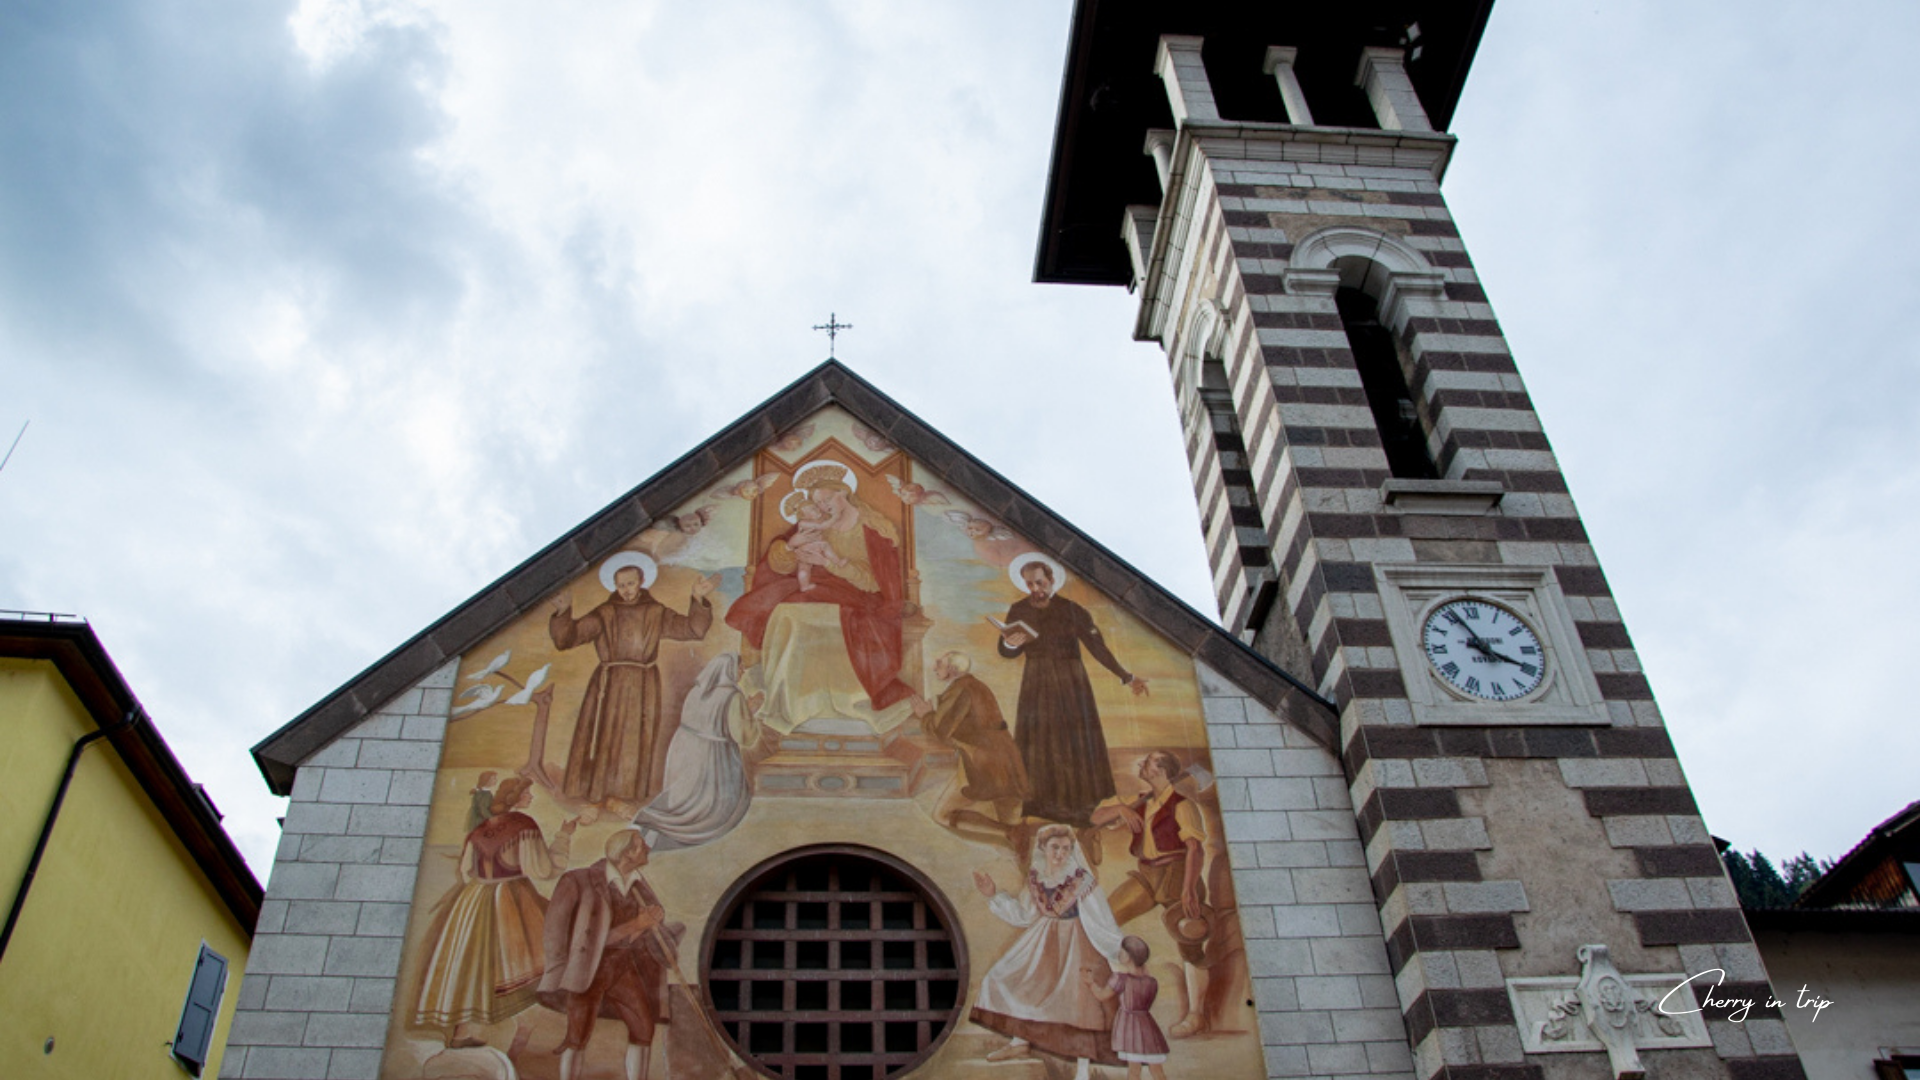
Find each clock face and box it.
[1422,598,1546,702]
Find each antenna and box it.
[0,420,26,475]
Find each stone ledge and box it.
[1380,478,1504,515]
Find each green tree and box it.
[1721,846,1832,908]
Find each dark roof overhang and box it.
[252,360,1336,795]
[1034,0,1495,285]
[1,616,263,934]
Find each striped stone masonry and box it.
[1134,36,1805,1080]
[222,660,457,1080]
[1198,661,1413,1080]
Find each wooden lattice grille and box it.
[704,847,967,1079]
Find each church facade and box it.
[220,5,1812,1080]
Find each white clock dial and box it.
[1422,599,1546,702]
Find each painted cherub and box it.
[782,490,848,590]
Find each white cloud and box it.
[2,0,1915,875]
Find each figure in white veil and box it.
[631,653,756,851]
[969,824,1124,1078]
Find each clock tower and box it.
[1037,5,1806,1079]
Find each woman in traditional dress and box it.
[631,652,758,851]
[413,776,577,1047]
[970,824,1124,1079]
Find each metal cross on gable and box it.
[812,312,852,359]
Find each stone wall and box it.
[220,660,456,1080]
[1201,661,1414,1079]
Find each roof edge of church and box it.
[250,359,1335,796]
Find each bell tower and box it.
[1037,6,1807,1079]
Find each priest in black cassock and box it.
[996,556,1150,825]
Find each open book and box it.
[985,616,1039,640]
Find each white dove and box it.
[466,650,512,681]
[452,683,503,717]
[505,664,551,707]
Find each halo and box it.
[599,551,658,590]
[792,459,857,495]
[778,489,812,524]
[1008,552,1068,592]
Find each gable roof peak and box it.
[251,361,1332,794]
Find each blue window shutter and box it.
[171,944,228,1076]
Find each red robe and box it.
[725,522,914,710]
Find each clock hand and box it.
[1478,643,1526,667]
[1456,630,1523,668]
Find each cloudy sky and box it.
[4,0,1915,878]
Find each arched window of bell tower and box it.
[1175,299,1275,637]
[1333,269,1437,480]
[1287,228,1444,481]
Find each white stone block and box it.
[1294,867,1373,905]
[1269,904,1345,938]
[355,903,412,938]
[302,1012,389,1048]
[367,688,422,718]
[1607,878,1692,911]
[298,835,384,865]
[1258,840,1329,868]
[334,864,417,904]
[354,739,441,771]
[302,739,361,769]
[1248,777,1320,810]
[239,1046,333,1079]
[1454,949,1506,990]
[1234,869,1300,906]
[1310,936,1391,976]
[262,975,354,1013]
[1289,809,1359,842]
[323,936,403,978]
[317,768,391,804]
[1559,758,1650,788]
[347,978,396,1014]
[386,770,436,806]
[1307,1039,1371,1074]
[284,900,361,936]
[1221,810,1295,843]
[346,804,430,837]
[265,862,340,902]
[326,1048,383,1080]
[1687,876,1739,909]
[1602,815,1674,848]
[246,935,332,976]
[228,1009,309,1047]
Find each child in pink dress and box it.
[1083,934,1170,1079]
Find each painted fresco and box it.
[379,407,1269,1079]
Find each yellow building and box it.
[1,613,261,1079]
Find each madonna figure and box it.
[726,461,916,730]
[970,824,1124,1078]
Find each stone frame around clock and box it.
[1375,563,1610,726]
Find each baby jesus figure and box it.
[782,490,848,591]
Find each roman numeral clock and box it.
[1377,565,1610,726]
[1423,598,1545,702]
